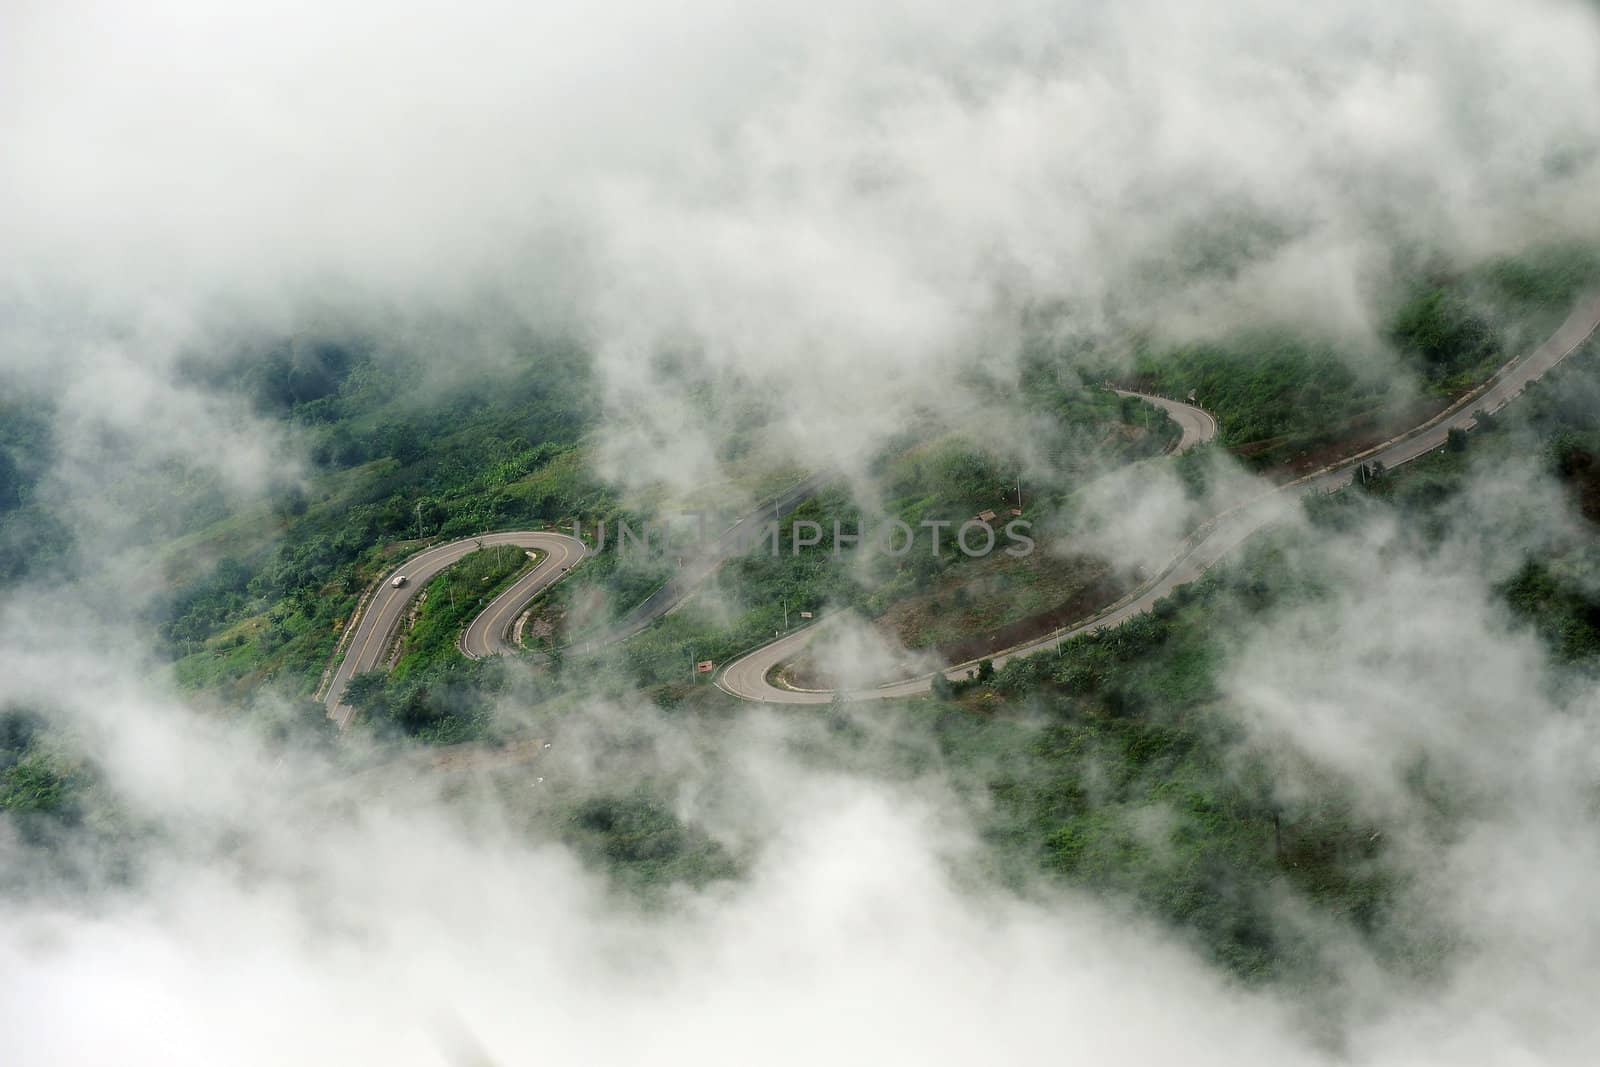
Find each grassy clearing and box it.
[872,549,1120,653]
[393,544,541,678]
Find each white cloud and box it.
[6,3,1600,1062]
[6,0,1600,500]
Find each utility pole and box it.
[415,500,424,541]
[782,598,789,631]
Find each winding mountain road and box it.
[322,530,586,728]
[1113,388,1219,453]
[326,292,1600,718]
[459,536,588,660]
[324,393,1217,726]
[716,387,1219,704]
[322,474,822,727]
[718,294,1600,704]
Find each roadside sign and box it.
[799,611,813,619]
[696,660,714,673]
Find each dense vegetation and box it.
[0,709,77,825]
[0,400,71,586]
[1325,332,1600,663]
[321,329,1600,956]
[151,340,609,700]
[9,244,1600,954]
[531,389,1172,662]
[560,792,741,895]
[839,537,1386,982]
[1131,245,1600,471]
[888,331,1600,981]
[87,323,1175,713]
[10,246,1576,718]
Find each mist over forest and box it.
[4,2,1600,1064]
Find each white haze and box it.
[9,451,1600,1063]
[5,1,1600,1064]
[4,0,1600,495]
[0,642,1321,1067]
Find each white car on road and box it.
[391,575,408,588]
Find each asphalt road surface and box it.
[718,390,1221,704]
[719,294,1600,704]
[460,535,588,659]
[322,530,586,728]
[323,475,821,727]
[1112,389,1220,453]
